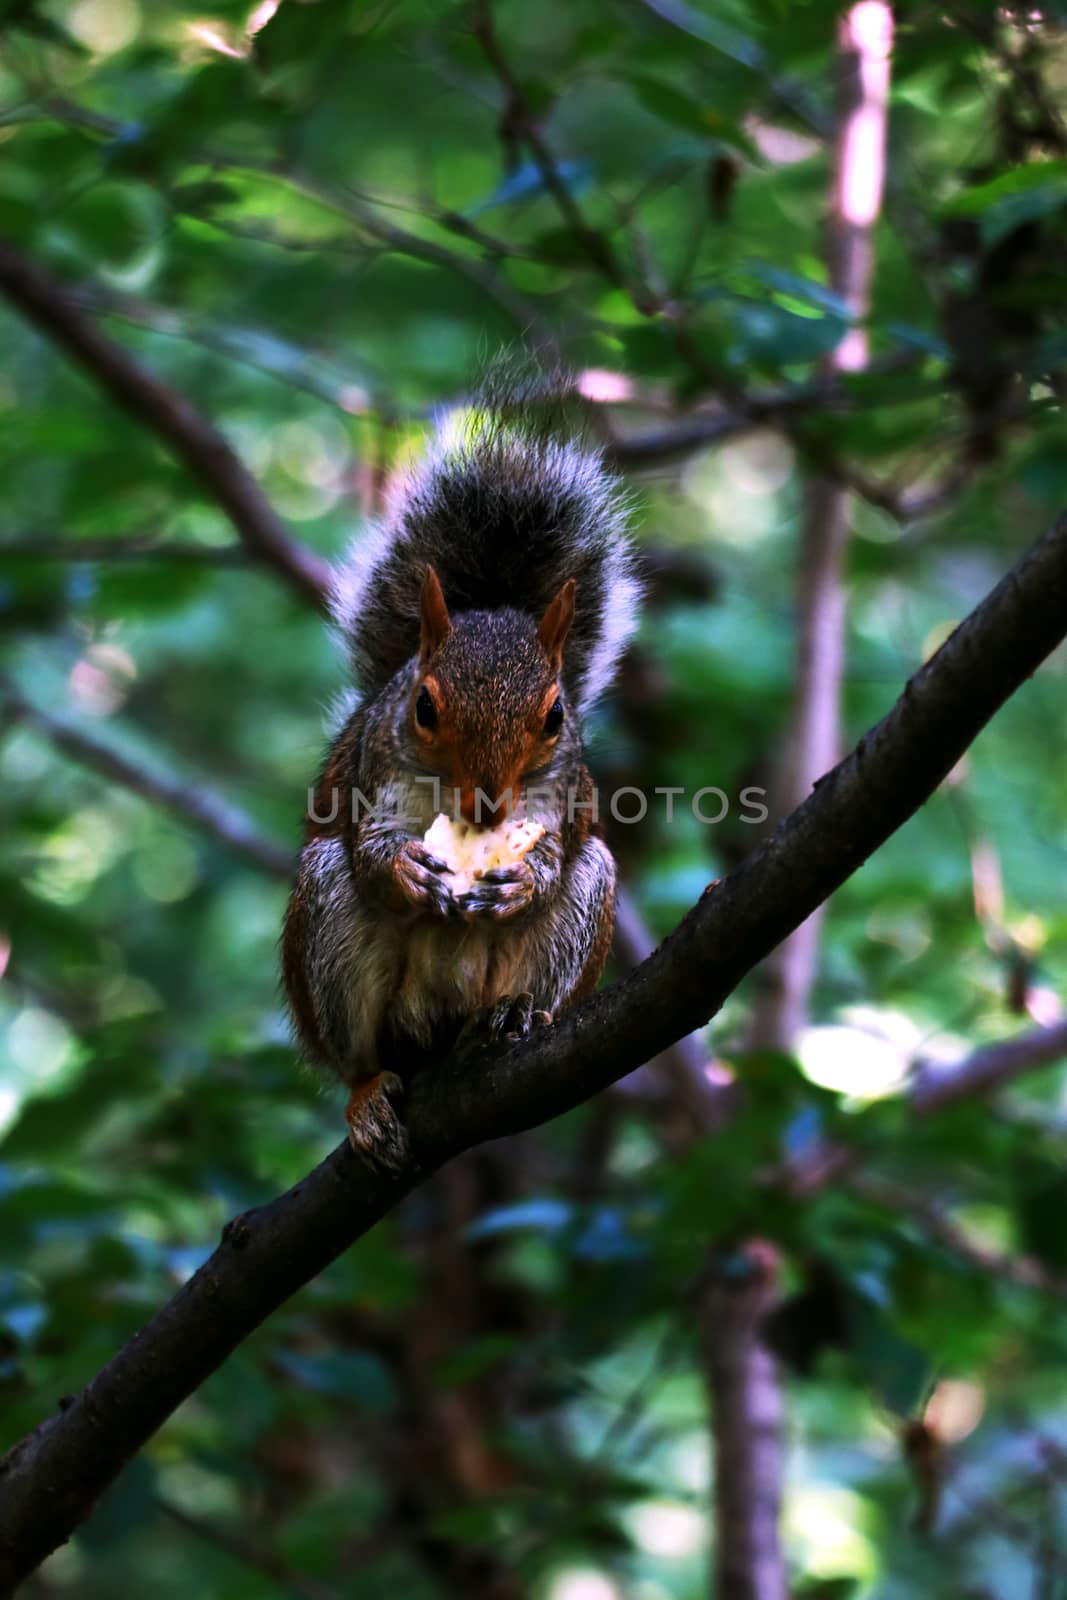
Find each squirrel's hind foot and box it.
[345,1071,410,1171]
[455,994,553,1059]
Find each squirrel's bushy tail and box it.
[331,375,641,713]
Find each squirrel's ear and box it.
[537,579,576,669]
[419,564,452,661]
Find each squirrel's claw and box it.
[497,995,552,1040]
[408,842,448,874]
[496,991,532,1041]
[391,841,455,918]
[344,1071,410,1171]
[454,992,553,1057]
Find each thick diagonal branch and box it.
[2,509,1067,1589]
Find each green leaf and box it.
[623,75,759,156]
[944,159,1067,216]
[943,162,1067,245]
[76,1456,158,1551]
[845,1290,932,1417]
[466,1198,573,1239]
[747,263,853,321]
[273,1348,397,1413]
[1018,1162,1067,1270]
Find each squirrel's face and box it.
[408,566,575,826]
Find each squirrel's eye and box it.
[543,699,564,738]
[415,686,438,732]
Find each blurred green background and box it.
[3,1,1067,1596]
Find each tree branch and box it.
[156,1497,342,1600]
[847,1171,1067,1300]
[783,1016,1067,1202]
[0,241,330,609]
[209,162,562,354]
[470,0,634,300]
[712,18,892,1589]
[909,1018,1067,1116]
[0,536,248,565]
[0,684,292,880]
[702,1243,787,1600]
[1,504,1066,1586]
[749,0,892,1051]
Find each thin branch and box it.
[780,1016,1067,1211]
[749,0,893,1050]
[606,402,799,469]
[2,504,1067,1587]
[15,92,563,356]
[606,354,965,530]
[909,1019,1067,1117]
[701,1242,787,1600]
[847,1171,1067,1301]
[69,280,388,418]
[469,0,642,304]
[0,241,330,609]
[233,161,560,349]
[167,151,565,357]
[0,536,248,565]
[157,1497,341,1600]
[1,684,292,880]
[329,182,562,354]
[6,98,972,521]
[708,21,892,1584]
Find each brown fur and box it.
[285,390,639,1161]
[568,880,617,1004]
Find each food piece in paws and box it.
[422,812,545,894]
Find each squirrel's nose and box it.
[459,784,515,827]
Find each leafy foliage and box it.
[2,2,1067,1597]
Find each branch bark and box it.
[2,502,1067,1587]
[782,1016,1067,1202]
[702,1243,787,1600]
[0,241,330,609]
[910,1018,1067,1116]
[603,355,918,472]
[847,1171,1067,1300]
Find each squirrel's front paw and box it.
[457,861,535,922]
[345,1072,410,1171]
[390,840,455,917]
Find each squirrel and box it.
[282,378,642,1166]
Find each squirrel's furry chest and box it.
[395,918,530,1025]
[348,903,544,1071]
